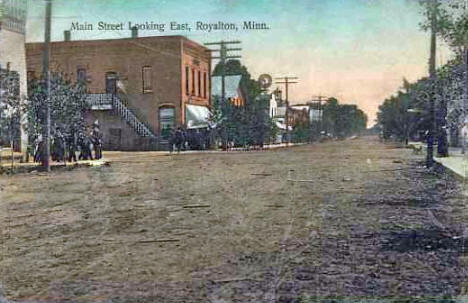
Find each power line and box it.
[309,95,328,135]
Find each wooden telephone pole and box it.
[309,95,328,135]
[427,0,437,168]
[275,76,298,144]
[204,41,242,104]
[42,0,52,171]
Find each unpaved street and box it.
[0,137,467,302]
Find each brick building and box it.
[25,32,211,150]
[275,106,309,128]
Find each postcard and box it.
[0,0,467,302]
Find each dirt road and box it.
[0,137,467,302]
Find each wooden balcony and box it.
[86,93,114,110]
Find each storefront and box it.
[185,104,210,129]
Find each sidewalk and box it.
[434,147,468,180]
[0,142,307,172]
[0,148,109,172]
[409,142,467,179]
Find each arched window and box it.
[159,107,175,140]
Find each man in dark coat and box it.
[51,127,66,162]
[174,127,184,153]
[78,132,93,160]
[90,120,103,160]
[66,130,78,162]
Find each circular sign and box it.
[258,74,272,89]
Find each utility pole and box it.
[310,95,328,137]
[0,69,4,167]
[204,41,242,105]
[43,0,52,172]
[464,47,468,155]
[275,76,298,144]
[427,0,437,168]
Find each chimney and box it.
[131,26,138,38]
[64,30,71,42]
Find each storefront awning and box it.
[275,121,293,131]
[186,104,210,129]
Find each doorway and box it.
[106,72,117,94]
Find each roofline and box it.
[25,35,209,50]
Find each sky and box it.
[25,0,452,126]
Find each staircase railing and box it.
[112,95,156,138]
[87,93,156,138]
[117,92,157,135]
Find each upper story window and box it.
[105,72,117,94]
[185,66,190,96]
[203,72,207,99]
[191,68,195,96]
[77,68,86,84]
[27,70,36,81]
[198,70,201,97]
[142,66,152,93]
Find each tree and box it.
[377,78,432,142]
[322,97,367,138]
[27,73,89,162]
[0,69,23,167]
[210,60,276,148]
[419,0,468,155]
[212,59,262,102]
[419,0,468,56]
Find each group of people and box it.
[33,121,103,163]
[169,127,211,153]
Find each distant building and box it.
[211,75,246,107]
[26,31,211,150]
[274,106,308,129]
[0,0,28,153]
[288,106,309,127]
[291,103,323,125]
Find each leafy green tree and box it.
[210,60,276,147]
[419,0,468,56]
[0,69,23,165]
[322,97,367,138]
[212,59,261,102]
[418,0,468,153]
[378,77,432,142]
[27,73,89,147]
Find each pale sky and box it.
[25,0,452,126]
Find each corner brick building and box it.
[25,33,211,150]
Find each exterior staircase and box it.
[87,93,157,139]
